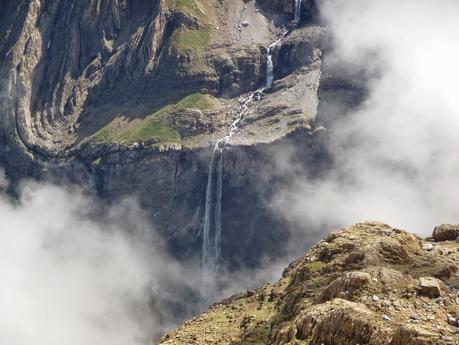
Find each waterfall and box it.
[201,145,223,305]
[201,92,257,306]
[294,0,303,23]
[265,33,286,88]
[266,49,274,88]
[266,40,280,89]
[201,27,291,305]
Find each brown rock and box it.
[390,324,447,345]
[159,223,459,345]
[294,299,391,345]
[433,224,459,241]
[419,277,442,298]
[319,271,371,302]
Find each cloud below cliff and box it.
[0,175,193,344]
[272,0,459,236]
[0,172,282,344]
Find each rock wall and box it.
[86,129,326,267]
[0,0,331,268]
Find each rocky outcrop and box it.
[159,222,459,345]
[318,271,371,302]
[294,299,392,345]
[258,0,318,22]
[434,224,459,242]
[419,277,443,298]
[391,324,450,345]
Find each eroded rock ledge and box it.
[159,222,459,345]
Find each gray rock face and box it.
[0,0,336,267]
[88,130,328,266]
[258,0,318,22]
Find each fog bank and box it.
[272,0,459,236]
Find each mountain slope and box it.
[0,0,322,157]
[159,222,459,345]
[0,0,331,267]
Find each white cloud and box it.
[272,0,459,235]
[0,180,215,344]
[0,178,285,344]
[0,182,159,344]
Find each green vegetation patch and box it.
[91,119,180,146]
[122,121,181,144]
[176,0,200,14]
[307,260,327,273]
[172,25,212,53]
[90,93,218,146]
[174,92,217,110]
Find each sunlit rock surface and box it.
[159,222,459,345]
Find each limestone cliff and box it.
[0,0,338,266]
[0,0,322,157]
[159,222,459,345]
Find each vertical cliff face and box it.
[0,0,333,267]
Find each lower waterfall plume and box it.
[294,0,303,22]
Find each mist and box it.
[0,172,285,344]
[272,0,459,236]
[0,177,171,344]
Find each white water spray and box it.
[294,0,303,23]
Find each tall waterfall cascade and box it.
[294,0,303,22]
[201,93,258,305]
[266,39,280,88]
[201,25,291,306]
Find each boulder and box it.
[432,224,459,241]
[418,277,442,298]
[390,324,447,345]
[294,299,390,345]
[319,271,371,302]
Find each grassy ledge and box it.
[172,25,212,53]
[89,93,219,146]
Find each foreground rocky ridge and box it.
[159,222,459,345]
